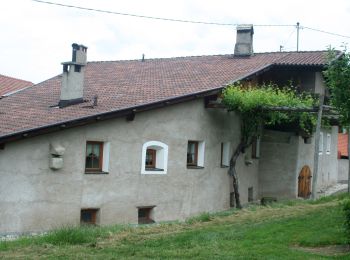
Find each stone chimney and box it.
[234,25,254,56]
[59,43,88,108]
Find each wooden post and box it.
[311,94,324,200]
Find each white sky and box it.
[1,0,350,83]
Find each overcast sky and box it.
[1,0,350,83]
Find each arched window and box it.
[141,141,168,174]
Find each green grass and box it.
[1,195,350,259]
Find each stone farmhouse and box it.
[0,25,340,234]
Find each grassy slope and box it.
[1,195,350,259]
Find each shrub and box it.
[343,199,350,243]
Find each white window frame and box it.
[326,133,331,155]
[102,142,110,172]
[221,142,230,167]
[319,132,323,155]
[141,141,168,174]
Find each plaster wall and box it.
[0,98,259,234]
[338,159,349,182]
[317,126,338,190]
[258,130,299,198]
[259,126,338,200]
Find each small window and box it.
[80,209,99,225]
[138,206,155,224]
[221,142,230,167]
[326,133,331,154]
[145,149,156,169]
[319,132,323,155]
[251,136,260,159]
[86,141,103,171]
[248,187,253,202]
[85,141,109,173]
[187,140,205,168]
[141,141,168,174]
[187,141,198,166]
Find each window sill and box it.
[145,168,164,172]
[142,169,167,174]
[84,171,109,174]
[187,165,204,169]
[220,165,229,168]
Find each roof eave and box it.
[0,61,328,145]
[0,87,223,145]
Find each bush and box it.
[343,199,350,243]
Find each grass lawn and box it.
[1,195,350,259]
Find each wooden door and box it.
[298,165,312,198]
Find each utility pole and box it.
[311,94,324,199]
[296,22,300,52]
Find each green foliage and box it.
[343,199,350,243]
[222,83,317,141]
[324,49,350,127]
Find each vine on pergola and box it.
[222,83,317,208]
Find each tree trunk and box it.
[228,139,253,209]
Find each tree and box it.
[222,83,317,208]
[324,49,350,192]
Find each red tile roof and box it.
[0,74,33,96]
[338,133,348,157]
[0,51,334,142]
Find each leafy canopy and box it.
[222,83,317,143]
[324,49,350,126]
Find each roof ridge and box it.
[272,52,293,64]
[86,50,330,64]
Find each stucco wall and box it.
[317,127,338,190]
[0,98,259,234]
[259,126,338,200]
[338,159,349,182]
[258,130,299,198]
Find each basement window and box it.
[80,209,99,225]
[137,206,155,224]
[141,141,168,174]
[85,141,110,174]
[187,140,205,168]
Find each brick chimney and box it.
[234,25,254,56]
[59,43,88,108]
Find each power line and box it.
[32,0,350,40]
[32,0,294,27]
[303,26,350,39]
